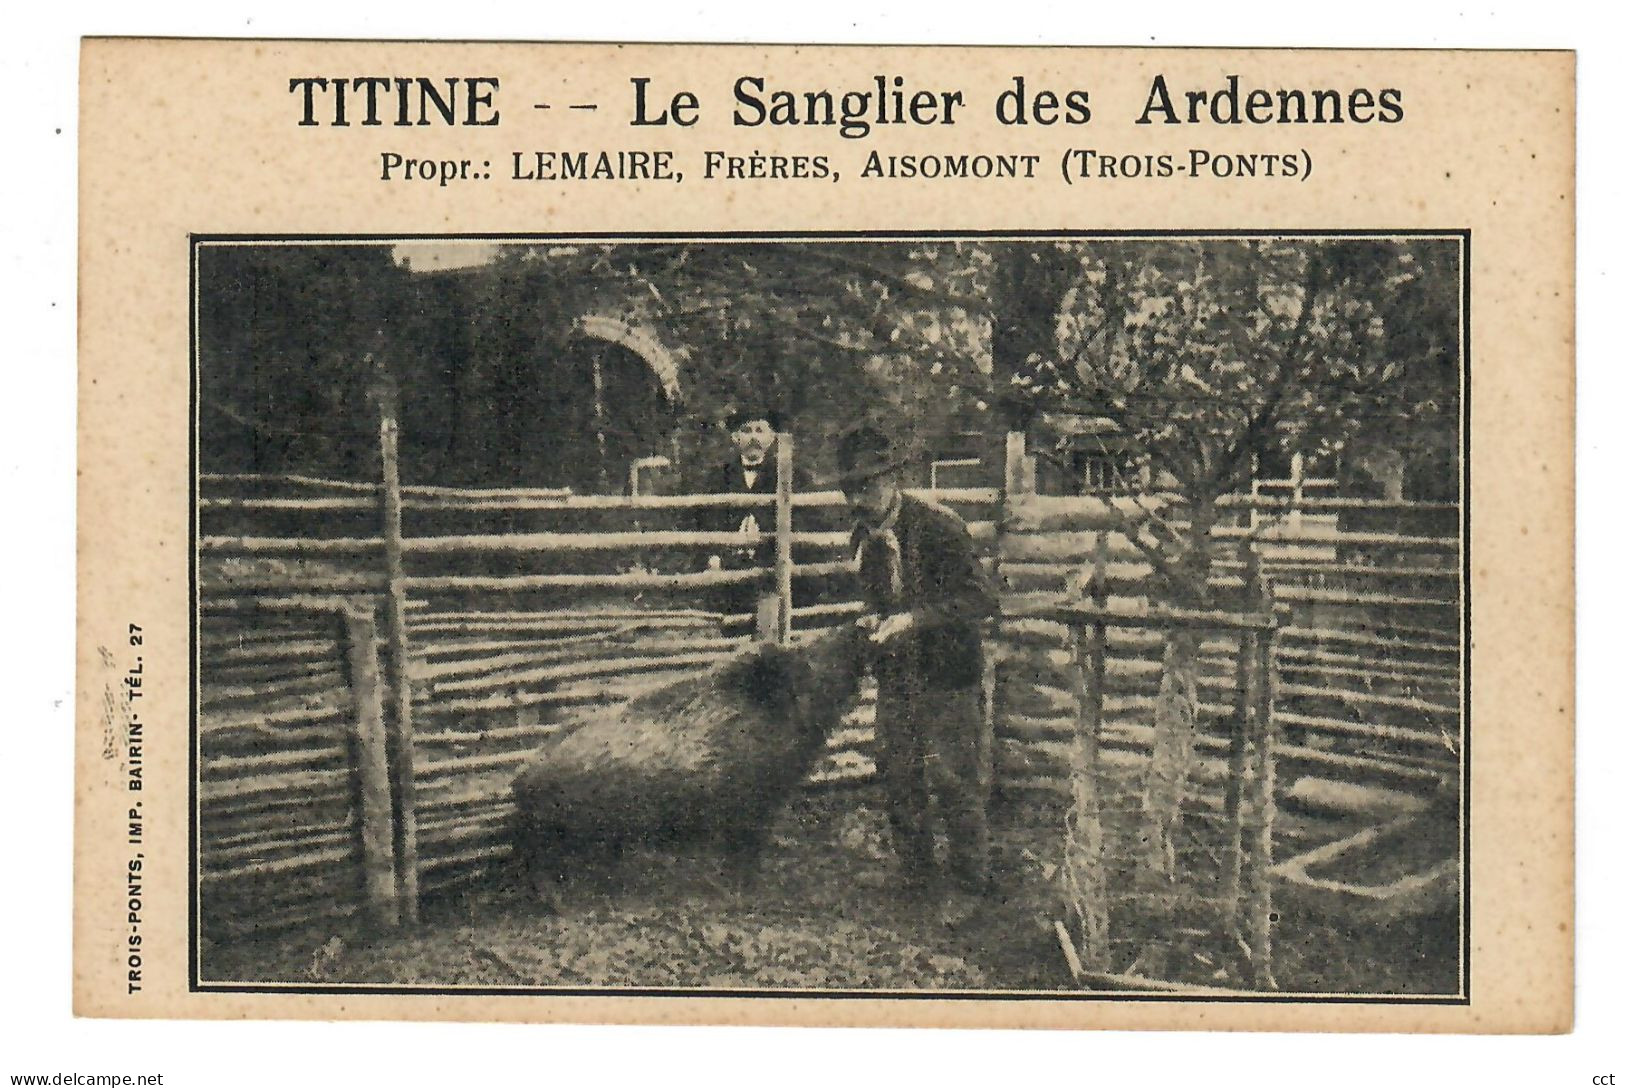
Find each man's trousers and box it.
[873,664,991,893]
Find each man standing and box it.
[835,425,998,905]
[694,407,785,618]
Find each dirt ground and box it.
[205,787,1460,995]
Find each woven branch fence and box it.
[196,414,1462,982]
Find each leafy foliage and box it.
[459,242,1000,485]
[197,239,1458,503]
[1012,238,1460,504]
[983,238,1462,600]
[197,245,401,478]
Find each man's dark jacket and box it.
[856,494,998,690]
[692,458,780,545]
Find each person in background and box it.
[694,406,786,619]
[834,424,999,913]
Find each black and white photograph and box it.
[191,234,1465,997]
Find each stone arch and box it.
[571,313,684,403]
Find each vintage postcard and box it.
[76,41,1573,1030]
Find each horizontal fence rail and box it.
[196,431,1462,960]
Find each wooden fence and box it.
[198,598,400,935]
[985,473,1460,803]
[195,416,1462,948]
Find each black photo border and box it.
[188,229,1471,1006]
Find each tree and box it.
[1007,237,1460,600]
[198,238,1459,510]
[990,238,1461,897]
[196,245,403,478]
[198,240,1007,488]
[460,241,1000,486]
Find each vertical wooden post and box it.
[1070,617,1102,787]
[1086,529,1110,731]
[773,432,794,645]
[1074,600,1105,798]
[1223,541,1257,929]
[1003,431,1027,497]
[1245,565,1278,990]
[373,375,420,924]
[977,653,998,796]
[754,593,780,643]
[1063,531,1114,971]
[1287,452,1305,533]
[982,432,1028,798]
[1085,532,1110,908]
[1066,617,1109,972]
[341,603,399,929]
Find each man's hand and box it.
[870,612,916,645]
[706,554,723,571]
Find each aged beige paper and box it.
[76,39,1572,1030]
